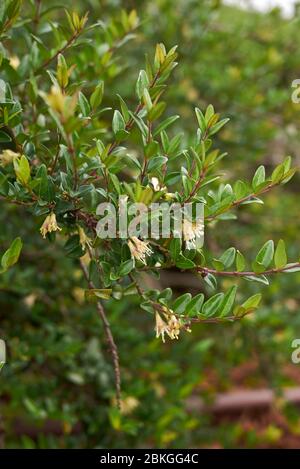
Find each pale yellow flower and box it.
[120,396,139,416]
[78,226,92,251]
[155,309,181,342]
[40,213,62,238]
[167,314,181,340]
[155,312,170,343]
[150,177,166,192]
[183,218,204,250]
[0,149,20,166]
[128,237,153,264]
[41,86,77,119]
[164,192,176,201]
[10,55,20,69]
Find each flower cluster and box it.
[40,213,62,239]
[128,237,153,264]
[155,308,181,343]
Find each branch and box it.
[107,70,161,157]
[196,262,300,277]
[206,182,279,222]
[129,273,253,328]
[184,167,208,202]
[79,259,121,408]
[35,29,82,74]
[65,133,78,189]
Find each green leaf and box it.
[202,293,224,317]
[173,293,192,314]
[153,115,180,136]
[85,289,112,301]
[242,293,262,310]
[136,70,149,100]
[64,235,84,258]
[57,53,68,88]
[284,264,300,273]
[118,258,135,277]
[112,110,125,135]
[147,155,167,172]
[244,275,269,285]
[205,104,215,123]
[234,180,248,200]
[208,118,230,136]
[203,273,217,290]
[219,286,237,317]
[169,238,181,260]
[195,107,206,132]
[0,130,12,142]
[13,155,31,185]
[117,94,130,122]
[252,165,265,189]
[271,163,285,183]
[186,293,204,317]
[90,81,104,110]
[236,250,245,272]
[78,92,91,117]
[147,102,166,122]
[274,239,287,269]
[175,254,195,269]
[1,237,22,273]
[255,240,274,268]
[212,258,225,271]
[219,247,236,268]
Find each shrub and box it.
[0,0,299,448]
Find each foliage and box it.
[1,0,300,449]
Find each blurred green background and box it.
[1,0,300,448]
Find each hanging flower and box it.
[150,177,166,192]
[0,149,20,166]
[183,218,204,250]
[167,314,181,340]
[40,213,62,238]
[10,55,20,70]
[78,226,92,251]
[128,236,153,264]
[155,312,170,343]
[155,308,182,342]
[41,86,78,119]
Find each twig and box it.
[79,259,121,408]
[107,71,160,157]
[49,133,61,175]
[196,262,300,277]
[184,167,207,202]
[206,182,279,222]
[35,30,81,74]
[66,133,78,189]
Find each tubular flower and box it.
[78,226,92,251]
[155,308,182,342]
[183,218,204,250]
[128,237,153,264]
[10,55,20,69]
[167,314,181,340]
[40,213,62,239]
[155,312,170,343]
[150,177,166,192]
[0,149,20,166]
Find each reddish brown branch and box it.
[79,259,121,408]
[196,263,300,278]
